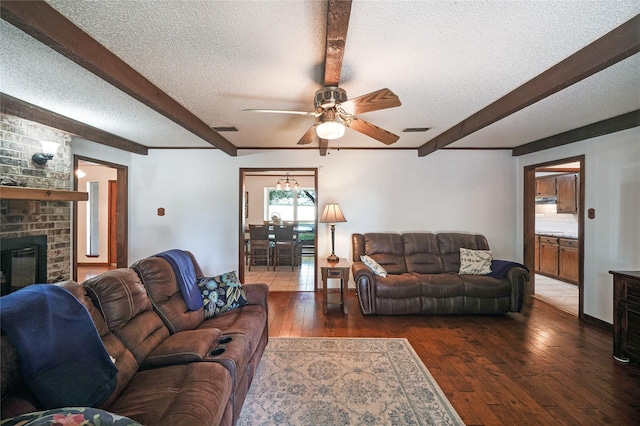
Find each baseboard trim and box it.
[78,262,111,267]
[583,313,612,331]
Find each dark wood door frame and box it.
[238,167,318,289]
[73,156,128,280]
[523,155,585,319]
[108,179,117,265]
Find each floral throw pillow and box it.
[459,248,493,275]
[1,407,141,426]
[360,255,388,278]
[197,271,248,318]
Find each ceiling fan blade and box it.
[243,109,320,117]
[340,88,401,115]
[297,123,320,145]
[323,0,352,87]
[348,117,399,145]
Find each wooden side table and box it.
[320,258,350,314]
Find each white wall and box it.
[127,148,519,275]
[72,128,640,325]
[517,127,640,323]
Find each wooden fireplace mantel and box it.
[0,186,88,202]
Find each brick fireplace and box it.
[0,113,73,286]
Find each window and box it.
[266,188,316,222]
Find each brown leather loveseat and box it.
[1,251,268,426]
[352,233,529,315]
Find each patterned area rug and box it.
[237,338,465,425]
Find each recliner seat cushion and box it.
[460,275,511,298]
[106,362,232,426]
[412,273,465,298]
[375,274,421,299]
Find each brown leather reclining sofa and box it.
[352,233,529,315]
[1,251,268,425]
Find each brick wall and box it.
[0,113,73,282]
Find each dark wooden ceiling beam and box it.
[512,110,640,156]
[323,0,352,87]
[0,0,237,156]
[1,93,148,155]
[419,14,640,157]
[319,139,329,156]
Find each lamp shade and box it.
[316,121,345,140]
[40,141,60,155]
[319,203,347,224]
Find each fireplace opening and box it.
[1,235,47,295]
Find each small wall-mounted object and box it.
[588,208,596,219]
[157,208,165,216]
[32,141,60,165]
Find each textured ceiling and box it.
[1,0,639,153]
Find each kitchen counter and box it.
[536,232,578,239]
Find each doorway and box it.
[524,155,584,318]
[73,156,128,281]
[238,168,318,291]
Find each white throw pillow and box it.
[360,255,388,277]
[459,248,493,275]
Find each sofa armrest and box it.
[506,266,530,313]
[352,262,377,314]
[141,328,222,369]
[243,283,269,311]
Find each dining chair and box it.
[248,224,271,271]
[273,225,296,271]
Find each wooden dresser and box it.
[610,270,640,364]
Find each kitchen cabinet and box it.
[534,235,540,271]
[558,238,579,284]
[535,235,579,285]
[535,177,556,197]
[556,173,578,213]
[538,236,559,276]
[610,271,640,364]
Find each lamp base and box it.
[326,254,339,262]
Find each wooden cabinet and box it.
[536,235,579,285]
[556,173,578,213]
[534,235,540,271]
[538,236,559,276]
[558,238,579,284]
[610,271,640,364]
[535,177,556,197]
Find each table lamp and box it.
[319,203,347,262]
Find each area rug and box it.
[237,337,465,425]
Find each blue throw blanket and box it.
[155,249,203,311]
[0,285,117,409]
[486,260,529,278]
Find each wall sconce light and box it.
[32,141,60,165]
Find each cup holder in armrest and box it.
[218,336,233,345]
[210,348,226,357]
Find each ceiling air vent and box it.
[402,127,431,132]
[211,126,238,132]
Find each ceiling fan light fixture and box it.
[316,120,345,140]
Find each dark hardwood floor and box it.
[267,291,640,425]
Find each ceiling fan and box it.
[243,0,401,148]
